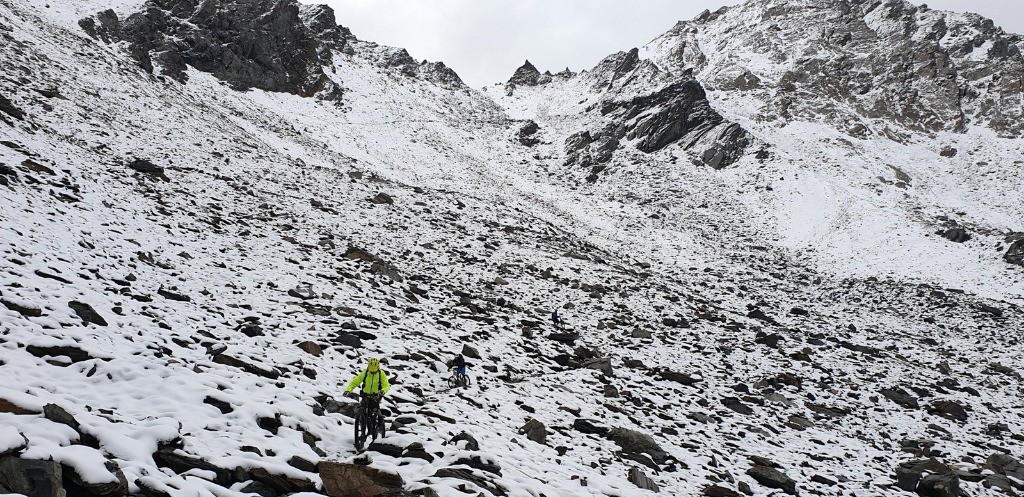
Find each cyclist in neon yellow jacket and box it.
[344,358,391,397]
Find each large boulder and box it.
[154,447,231,485]
[1005,238,1024,266]
[986,453,1024,480]
[703,485,743,497]
[880,387,920,409]
[627,467,660,493]
[0,457,64,497]
[917,473,960,497]
[63,460,129,497]
[68,301,108,326]
[448,432,480,451]
[249,467,316,494]
[573,418,608,436]
[747,465,797,495]
[519,418,547,445]
[607,428,667,464]
[319,462,407,497]
[1,298,42,318]
[126,158,168,181]
[940,228,970,243]
[927,400,968,422]
[516,121,540,146]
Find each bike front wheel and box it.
[353,412,368,450]
[447,375,459,389]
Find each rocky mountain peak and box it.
[79,0,344,99]
[507,59,543,86]
[646,0,1024,138]
[299,3,354,47]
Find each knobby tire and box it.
[353,411,368,450]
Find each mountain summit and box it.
[646,0,1024,137]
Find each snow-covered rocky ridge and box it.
[0,0,1022,497]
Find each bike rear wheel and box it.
[462,374,472,387]
[375,413,387,439]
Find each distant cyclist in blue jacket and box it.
[447,353,467,376]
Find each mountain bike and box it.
[353,393,386,450]
[447,369,471,389]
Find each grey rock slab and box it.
[608,428,667,464]
[627,466,659,492]
[746,465,797,495]
[917,473,960,497]
[0,457,64,497]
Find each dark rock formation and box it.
[573,418,609,436]
[917,473,960,497]
[0,94,25,122]
[747,465,797,495]
[63,460,129,497]
[126,158,163,175]
[599,79,752,168]
[627,467,660,492]
[249,467,316,494]
[940,228,970,243]
[519,418,547,444]
[564,131,593,155]
[68,301,108,326]
[508,60,543,87]
[27,345,95,364]
[704,485,743,497]
[880,387,920,409]
[319,461,407,497]
[1004,237,1024,266]
[928,400,968,421]
[1,298,42,317]
[517,120,540,146]
[154,446,231,485]
[608,427,667,464]
[80,0,343,99]
[655,0,1024,137]
[447,432,480,451]
[0,457,64,497]
[417,61,465,88]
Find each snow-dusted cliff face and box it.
[646,0,1024,138]
[1,0,1023,497]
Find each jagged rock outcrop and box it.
[546,46,754,170]
[79,0,344,99]
[508,60,545,86]
[647,0,1024,137]
[601,79,753,167]
[1005,236,1024,266]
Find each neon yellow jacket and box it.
[345,369,390,394]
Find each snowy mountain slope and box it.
[1,0,1023,497]
[487,0,1024,302]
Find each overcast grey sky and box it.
[310,0,1024,89]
